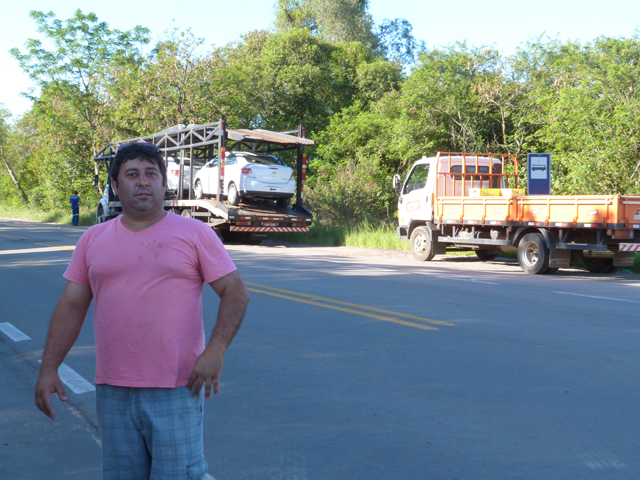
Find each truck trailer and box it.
[393,152,640,274]
[94,119,313,243]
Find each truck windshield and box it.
[403,164,430,194]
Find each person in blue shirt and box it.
[69,191,81,226]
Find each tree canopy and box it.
[2,5,639,224]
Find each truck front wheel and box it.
[410,226,436,261]
[517,233,550,274]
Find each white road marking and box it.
[38,360,96,394]
[58,363,96,394]
[331,268,400,276]
[434,275,500,285]
[575,446,626,470]
[556,291,640,304]
[0,246,76,255]
[0,322,31,341]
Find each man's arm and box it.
[35,281,93,419]
[187,270,249,399]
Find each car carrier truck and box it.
[393,152,640,274]
[94,118,313,243]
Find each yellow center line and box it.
[246,282,454,327]
[246,287,437,331]
[0,232,77,251]
[0,233,30,240]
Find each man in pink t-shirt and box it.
[35,142,250,479]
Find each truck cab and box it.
[393,154,507,241]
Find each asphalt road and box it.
[1,218,638,480]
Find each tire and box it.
[181,209,192,218]
[96,204,108,224]
[517,233,550,274]
[194,180,204,200]
[227,183,240,206]
[410,226,436,261]
[582,256,614,273]
[475,250,499,261]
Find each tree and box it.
[373,18,425,68]
[0,106,30,205]
[109,28,224,137]
[275,0,376,46]
[516,36,640,194]
[10,10,151,196]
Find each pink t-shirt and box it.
[63,212,237,388]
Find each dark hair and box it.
[73,191,78,195]
[111,143,166,186]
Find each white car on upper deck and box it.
[194,151,295,207]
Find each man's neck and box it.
[120,210,167,233]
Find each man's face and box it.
[112,157,166,215]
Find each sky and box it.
[1,0,639,118]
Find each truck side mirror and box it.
[392,174,402,196]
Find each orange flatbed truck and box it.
[393,152,640,274]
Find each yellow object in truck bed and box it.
[469,188,525,197]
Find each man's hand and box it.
[35,371,67,419]
[187,347,225,399]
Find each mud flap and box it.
[430,228,448,255]
[549,247,571,268]
[613,252,635,267]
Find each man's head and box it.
[73,191,78,195]
[111,143,167,218]
[111,143,167,187]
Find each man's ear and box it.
[111,177,118,196]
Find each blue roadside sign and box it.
[527,153,551,195]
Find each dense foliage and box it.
[2,6,639,225]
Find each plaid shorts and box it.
[96,384,208,480]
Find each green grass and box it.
[271,222,410,250]
[0,204,95,226]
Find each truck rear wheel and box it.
[475,250,499,261]
[410,226,436,261]
[518,233,550,274]
[582,256,614,273]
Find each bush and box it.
[305,162,391,226]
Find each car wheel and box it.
[194,180,204,200]
[181,209,192,218]
[517,233,550,274]
[228,183,241,206]
[410,226,436,261]
[96,204,108,224]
